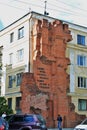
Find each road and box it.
[48,128,74,130]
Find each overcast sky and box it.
[0,0,87,29]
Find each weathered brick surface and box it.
[20,19,86,128]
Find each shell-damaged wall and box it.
[21,19,86,128]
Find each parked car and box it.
[4,114,14,122]
[5,114,48,130]
[0,117,8,130]
[74,118,87,130]
[36,114,46,127]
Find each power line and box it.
[12,0,87,18]
[56,0,87,12]
[13,0,44,8]
[45,0,87,18]
[0,1,27,11]
[1,0,87,27]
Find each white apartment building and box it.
[0,13,32,113]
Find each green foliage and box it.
[0,96,13,116]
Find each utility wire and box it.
[0,0,87,18]
[12,0,87,17]
[47,2,87,17]
[1,0,87,26]
[0,1,28,11]
[56,0,87,12]
[13,0,44,8]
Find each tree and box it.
[0,96,13,116]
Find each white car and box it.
[74,118,87,130]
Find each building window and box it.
[78,99,87,111]
[10,32,14,43]
[0,86,1,96]
[77,34,85,46]
[16,97,21,114]
[78,77,87,88]
[8,76,13,88]
[18,27,24,39]
[8,98,12,109]
[9,53,13,64]
[17,49,24,62]
[16,73,22,86]
[16,97,21,108]
[77,55,86,67]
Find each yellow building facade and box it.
[66,24,87,116]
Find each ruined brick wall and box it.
[20,19,86,128]
[33,19,73,127]
[20,73,35,113]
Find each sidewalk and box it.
[48,128,74,130]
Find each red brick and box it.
[20,19,86,128]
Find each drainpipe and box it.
[28,14,32,73]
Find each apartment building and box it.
[0,13,33,113]
[0,46,3,96]
[66,24,87,116]
[0,11,87,126]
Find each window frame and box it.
[10,32,14,43]
[16,73,22,86]
[8,98,12,109]
[78,99,87,111]
[78,76,87,88]
[77,55,86,67]
[18,27,24,39]
[17,49,24,62]
[77,34,85,46]
[9,53,13,65]
[16,97,21,109]
[0,86,1,96]
[8,76,13,88]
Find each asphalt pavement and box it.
[48,128,74,130]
